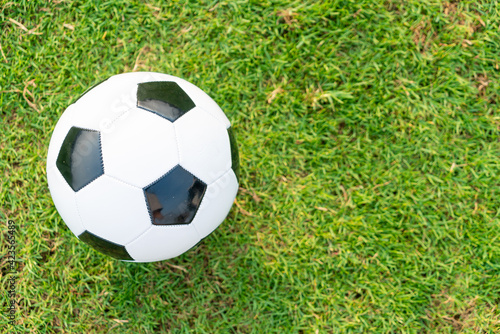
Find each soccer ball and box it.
[46,72,239,262]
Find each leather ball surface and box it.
[46,72,239,262]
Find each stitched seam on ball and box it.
[74,193,88,233]
[69,126,99,133]
[106,106,133,128]
[142,164,177,189]
[105,174,143,190]
[191,221,202,240]
[193,108,233,183]
[98,131,105,174]
[198,105,229,129]
[75,175,101,193]
[208,168,233,187]
[124,225,153,247]
[143,188,154,225]
[172,123,182,165]
[190,199,205,240]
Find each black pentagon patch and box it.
[137,81,195,122]
[227,127,240,182]
[144,165,207,225]
[78,230,133,261]
[56,127,104,192]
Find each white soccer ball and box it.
[46,72,239,262]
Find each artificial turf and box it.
[1,0,499,332]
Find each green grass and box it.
[1,0,499,332]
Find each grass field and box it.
[1,0,499,332]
